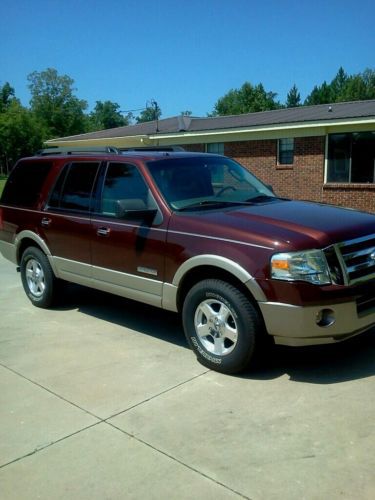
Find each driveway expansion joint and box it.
[0,362,101,420]
[103,368,211,421]
[107,420,252,500]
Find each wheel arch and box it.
[15,231,57,276]
[171,255,267,312]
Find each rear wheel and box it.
[182,279,264,374]
[20,247,57,308]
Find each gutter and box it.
[45,134,151,147]
[148,117,375,141]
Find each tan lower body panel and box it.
[259,300,375,346]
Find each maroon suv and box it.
[0,148,374,373]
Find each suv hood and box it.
[171,199,375,251]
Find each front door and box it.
[90,161,167,307]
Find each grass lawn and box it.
[0,176,7,197]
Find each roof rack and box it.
[120,146,185,152]
[36,146,121,156]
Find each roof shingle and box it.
[48,99,375,143]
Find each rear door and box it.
[41,161,100,284]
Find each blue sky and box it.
[1,0,374,117]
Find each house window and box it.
[207,143,224,155]
[277,138,294,165]
[327,132,375,183]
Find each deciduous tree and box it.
[0,82,17,113]
[0,100,44,174]
[88,100,131,130]
[27,68,87,138]
[211,82,281,116]
[136,103,161,123]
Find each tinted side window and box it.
[100,163,149,216]
[1,161,53,207]
[49,162,99,212]
[48,164,69,208]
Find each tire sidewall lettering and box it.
[191,337,222,364]
[183,279,259,374]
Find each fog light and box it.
[316,309,335,327]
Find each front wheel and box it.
[182,279,264,374]
[20,247,57,308]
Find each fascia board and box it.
[148,117,375,141]
[45,134,150,147]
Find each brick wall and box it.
[181,137,374,213]
[182,143,206,152]
[225,137,325,202]
[322,184,375,212]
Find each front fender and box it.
[162,254,267,311]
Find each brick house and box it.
[46,100,375,213]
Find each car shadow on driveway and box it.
[55,284,375,384]
[55,283,188,349]
[248,329,375,384]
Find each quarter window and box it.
[1,161,53,208]
[278,138,294,165]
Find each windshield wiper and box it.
[178,195,284,211]
[178,200,246,211]
[245,194,279,203]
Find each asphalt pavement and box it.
[0,255,374,499]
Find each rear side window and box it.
[1,161,53,208]
[48,162,99,212]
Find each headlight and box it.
[271,249,331,285]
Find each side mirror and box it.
[115,199,157,221]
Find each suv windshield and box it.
[147,156,275,210]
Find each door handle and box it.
[41,217,52,227]
[97,227,111,237]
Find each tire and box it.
[182,279,264,374]
[20,247,57,308]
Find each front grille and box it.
[356,293,375,316]
[335,234,375,285]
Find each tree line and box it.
[0,68,163,173]
[211,67,375,115]
[1,66,374,173]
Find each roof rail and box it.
[36,146,121,156]
[120,146,185,152]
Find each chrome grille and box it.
[356,293,375,316]
[335,234,375,285]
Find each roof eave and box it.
[45,134,151,148]
[148,117,375,141]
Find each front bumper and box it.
[259,300,375,346]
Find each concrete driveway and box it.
[0,255,374,499]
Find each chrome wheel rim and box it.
[25,259,45,297]
[194,299,238,356]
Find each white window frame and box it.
[277,138,294,165]
[206,143,224,155]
